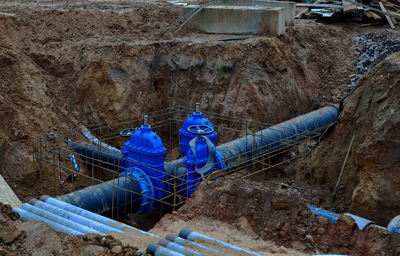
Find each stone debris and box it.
[348,32,400,88]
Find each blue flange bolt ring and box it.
[120,167,155,214]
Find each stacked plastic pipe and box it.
[146,228,260,256]
[308,205,394,231]
[13,197,260,256]
[14,196,159,239]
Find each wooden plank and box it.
[364,10,383,19]
[296,3,343,8]
[343,0,400,19]
[379,1,396,28]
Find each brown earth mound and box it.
[155,176,398,255]
[298,51,400,226]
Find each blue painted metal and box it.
[165,234,222,255]
[179,228,260,256]
[158,239,202,256]
[165,106,338,177]
[147,243,186,256]
[68,138,79,176]
[120,124,169,205]
[120,167,155,214]
[20,203,103,235]
[179,111,217,154]
[67,106,338,215]
[29,199,124,235]
[308,205,339,224]
[41,196,160,238]
[388,215,400,234]
[14,208,84,235]
[181,136,219,198]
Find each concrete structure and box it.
[0,174,21,209]
[212,0,295,25]
[182,5,285,36]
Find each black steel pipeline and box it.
[61,105,338,215]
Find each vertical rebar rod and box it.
[169,113,172,155]
[39,139,43,184]
[252,132,255,173]
[130,173,133,214]
[245,120,248,162]
[112,172,115,220]
[52,140,56,195]
[58,145,62,184]
[124,173,127,223]
[91,141,95,185]
[117,175,120,220]
[173,167,177,212]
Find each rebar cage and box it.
[33,106,324,222]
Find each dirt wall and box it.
[298,52,400,225]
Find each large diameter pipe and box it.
[166,105,338,174]
[14,208,84,235]
[55,176,142,216]
[217,105,338,167]
[64,106,338,215]
[71,143,122,171]
[179,228,260,256]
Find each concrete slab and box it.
[212,0,295,25]
[182,5,285,36]
[0,174,22,209]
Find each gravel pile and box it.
[348,32,400,89]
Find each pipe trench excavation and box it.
[12,103,400,256]
[58,105,339,216]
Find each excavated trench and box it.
[0,16,361,202]
[1,2,399,255]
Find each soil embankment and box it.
[299,52,400,226]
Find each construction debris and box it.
[349,32,400,88]
[297,0,400,27]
